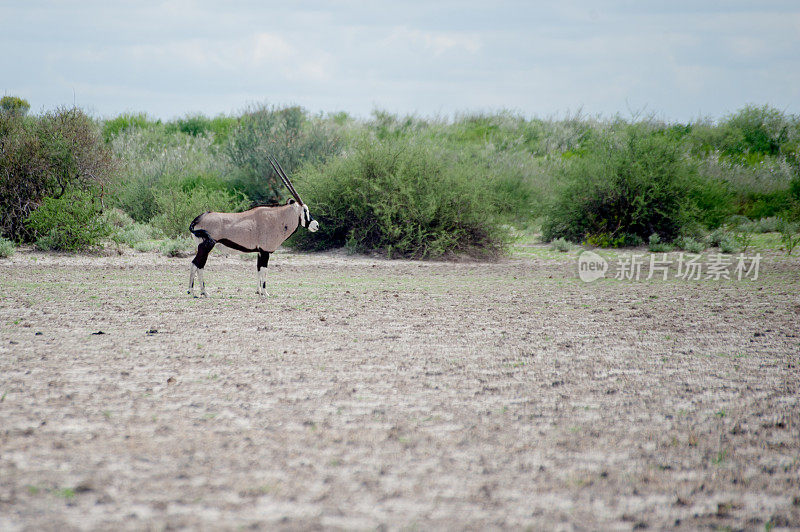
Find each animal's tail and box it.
[189,212,210,237]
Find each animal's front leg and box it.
[256,251,270,297]
[256,268,267,296]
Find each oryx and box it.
[188,155,319,297]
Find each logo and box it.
[578,250,608,282]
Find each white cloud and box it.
[2,1,799,120]
[382,27,482,57]
[252,33,296,64]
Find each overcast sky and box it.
[2,1,799,122]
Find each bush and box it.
[151,182,249,238]
[550,237,571,252]
[105,208,164,248]
[0,236,15,258]
[0,107,114,241]
[102,113,152,142]
[648,233,673,252]
[686,174,736,229]
[718,236,741,254]
[0,96,30,117]
[675,236,705,254]
[288,138,508,259]
[160,236,195,257]
[777,218,800,255]
[225,104,340,203]
[25,188,111,251]
[108,126,235,222]
[720,105,793,157]
[478,150,553,228]
[542,126,695,245]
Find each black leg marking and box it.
[257,251,270,271]
[192,237,216,269]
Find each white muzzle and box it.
[309,220,319,232]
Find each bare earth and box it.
[1,245,798,530]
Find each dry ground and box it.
[1,245,799,530]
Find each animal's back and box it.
[190,204,300,252]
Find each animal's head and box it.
[288,199,319,232]
[270,155,319,233]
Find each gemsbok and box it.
[188,155,318,297]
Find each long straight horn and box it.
[275,161,303,205]
[267,155,303,205]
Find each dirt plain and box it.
[0,244,799,530]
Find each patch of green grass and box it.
[54,487,76,499]
[712,448,729,465]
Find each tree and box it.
[0,96,31,117]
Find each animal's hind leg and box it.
[256,251,269,296]
[189,237,215,297]
[189,264,197,296]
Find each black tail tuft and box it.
[189,212,209,235]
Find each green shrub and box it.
[675,236,705,254]
[648,233,673,252]
[108,126,235,222]
[25,188,111,251]
[288,138,508,259]
[151,182,249,238]
[0,236,15,258]
[160,236,195,257]
[720,105,792,157]
[102,112,152,142]
[225,104,341,203]
[736,216,780,233]
[171,114,212,137]
[542,126,695,245]
[584,232,643,248]
[0,107,114,241]
[110,220,164,247]
[725,216,754,252]
[0,96,30,117]
[718,236,741,254]
[479,151,553,227]
[687,174,735,228]
[777,218,800,255]
[550,237,571,252]
[708,228,728,247]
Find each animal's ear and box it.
[287,198,296,204]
